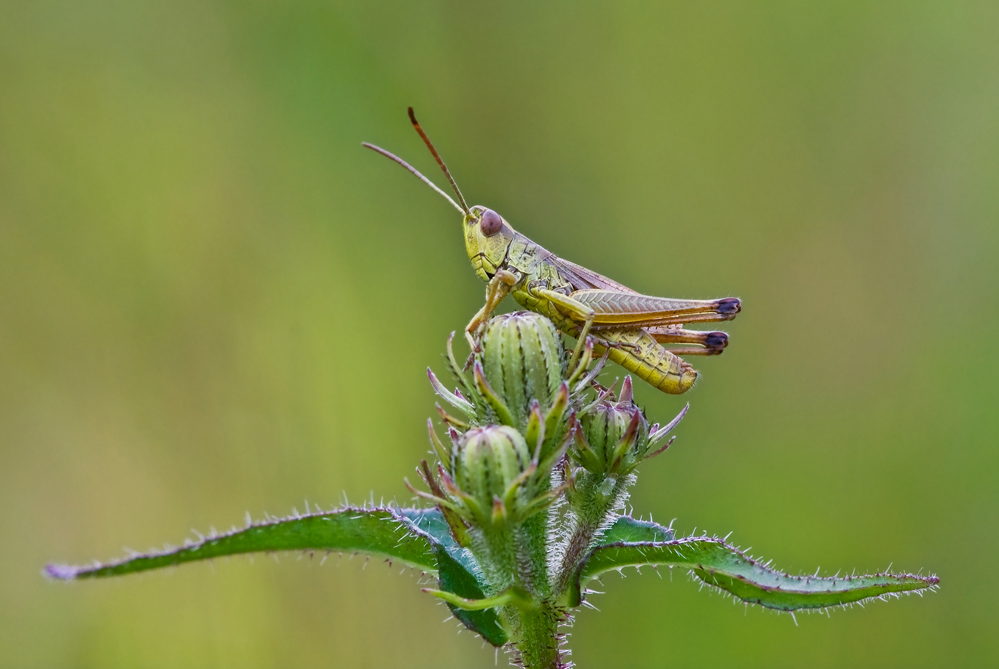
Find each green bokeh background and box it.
[2,2,997,667]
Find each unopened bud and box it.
[575,378,650,476]
[454,425,533,519]
[477,312,565,428]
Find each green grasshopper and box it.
[364,108,741,394]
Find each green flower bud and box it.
[574,378,650,476]
[454,425,533,522]
[477,312,565,427]
[430,313,579,468]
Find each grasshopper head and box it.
[364,110,517,283]
[464,206,516,282]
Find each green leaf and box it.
[46,507,436,580]
[599,515,675,544]
[398,506,461,551]
[399,508,508,647]
[434,545,508,647]
[47,504,510,647]
[570,536,939,610]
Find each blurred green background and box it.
[2,1,997,667]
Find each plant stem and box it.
[512,603,565,669]
[555,474,629,597]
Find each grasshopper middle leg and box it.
[532,288,596,375]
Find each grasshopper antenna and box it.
[407,107,470,215]
[362,142,467,216]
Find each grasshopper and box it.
[363,108,741,394]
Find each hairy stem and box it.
[554,473,630,597]
[510,602,565,669]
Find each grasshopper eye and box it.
[480,209,503,237]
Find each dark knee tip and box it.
[705,332,728,349]
[717,298,741,316]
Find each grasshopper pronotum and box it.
[364,109,741,395]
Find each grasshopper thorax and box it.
[465,205,516,283]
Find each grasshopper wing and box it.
[550,256,640,294]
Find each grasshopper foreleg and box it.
[465,269,519,352]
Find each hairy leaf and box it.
[570,536,939,610]
[46,507,436,580]
[599,515,675,544]
[398,507,460,551]
[399,508,507,646]
[47,505,510,646]
[434,544,508,647]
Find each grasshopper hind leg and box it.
[645,326,729,356]
[716,298,741,317]
[569,290,741,326]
